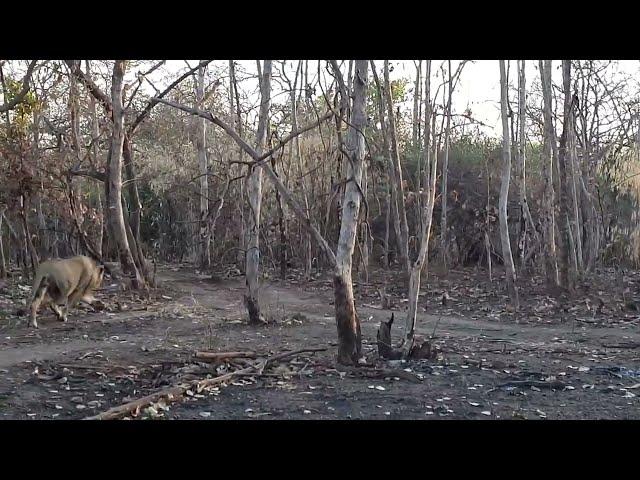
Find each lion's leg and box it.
[29,283,49,329]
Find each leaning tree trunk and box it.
[195,60,211,268]
[540,60,559,288]
[107,60,143,289]
[333,59,369,365]
[244,60,272,324]
[498,60,519,309]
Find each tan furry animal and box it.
[28,255,105,328]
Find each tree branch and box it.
[0,60,39,113]
[154,96,338,268]
[128,60,214,136]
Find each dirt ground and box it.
[1,263,639,420]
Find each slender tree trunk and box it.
[383,60,410,274]
[107,60,143,289]
[194,60,210,269]
[360,160,369,282]
[0,208,6,278]
[412,60,422,147]
[540,60,559,287]
[370,63,394,269]
[557,60,577,292]
[515,60,538,269]
[86,61,105,258]
[229,60,245,273]
[384,185,391,268]
[404,60,435,354]
[244,60,272,324]
[498,60,519,308]
[272,155,287,280]
[439,61,453,271]
[122,138,147,275]
[288,61,311,281]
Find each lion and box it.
[28,255,105,328]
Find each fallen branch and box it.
[84,365,255,420]
[194,351,257,363]
[85,347,327,420]
[256,347,328,374]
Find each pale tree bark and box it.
[244,60,272,324]
[107,60,144,289]
[439,61,453,271]
[333,59,369,364]
[515,60,538,267]
[403,60,436,354]
[498,60,520,309]
[383,60,410,274]
[539,60,559,287]
[194,60,211,268]
[557,60,577,292]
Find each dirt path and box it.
[1,267,639,420]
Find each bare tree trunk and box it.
[360,160,369,282]
[540,60,559,287]
[515,60,538,269]
[568,65,583,274]
[383,60,410,274]
[0,208,6,278]
[195,60,210,269]
[333,60,368,365]
[404,60,435,354]
[369,63,393,269]
[229,60,245,273]
[19,194,39,276]
[272,155,287,280]
[85,61,104,258]
[244,60,272,324]
[412,60,422,147]
[557,60,577,292]
[107,61,143,289]
[122,137,148,276]
[498,60,519,309]
[384,185,391,268]
[287,61,311,281]
[439,61,453,271]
